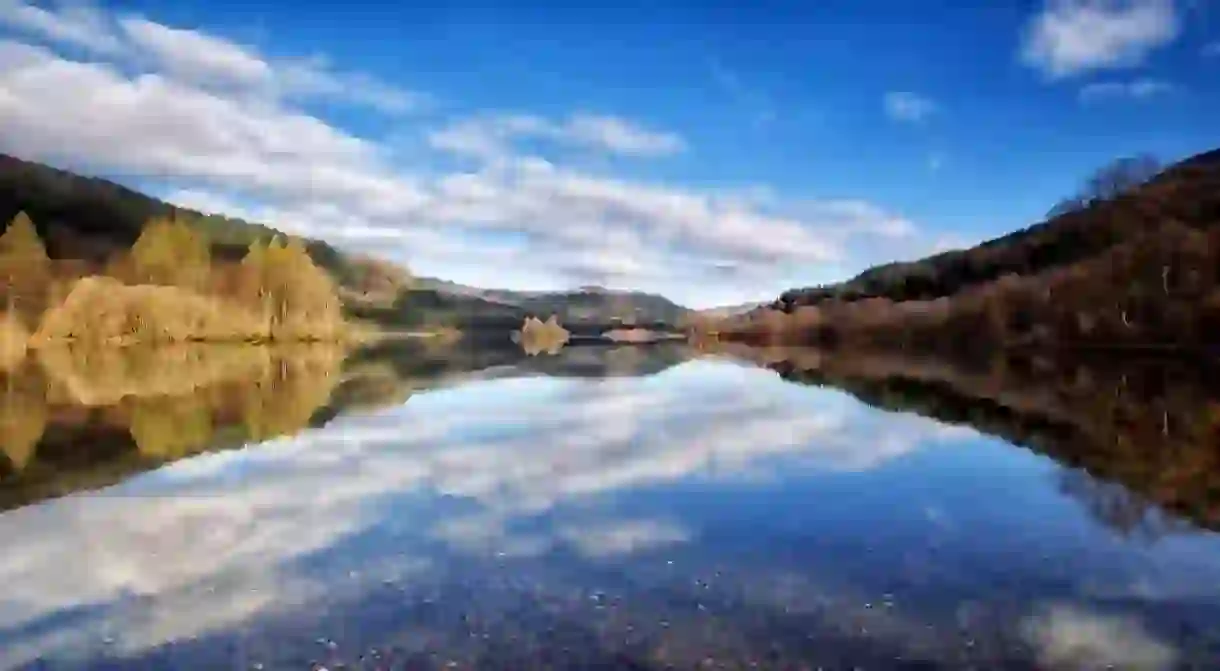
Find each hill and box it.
[770,153,1211,311]
[0,153,691,336]
[719,148,1220,353]
[696,301,764,320]
[411,277,692,325]
[0,153,370,287]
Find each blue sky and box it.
[0,0,1217,308]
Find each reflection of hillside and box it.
[516,343,695,378]
[738,346,1220,532]
[0,344,354,511]
[325,360,423,414]
[353,338,696,382]
[1057,469,1195,543]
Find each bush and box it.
[514,315,570,355]
[31,276,266,346]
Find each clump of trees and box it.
[110,215,212,291]
[1047,154,1161,217]
[227,237,346,340]
[2,211,350,348]
[514,315,570,355]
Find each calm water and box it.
[2,343,1220,669]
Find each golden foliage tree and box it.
[0,211,51,323]
[235,236,344,340]
[129,216,211,291]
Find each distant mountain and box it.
[411,276,693,326]
[697,301,764,320]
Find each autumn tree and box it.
[1083,155,1161,203]
[235,236,344,340]
[0,212,52,323]
[128,216,211,291]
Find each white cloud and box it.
[118,17,273,89]
[559,518,691,558]
[883,91,938,123]
[1020,0,1180,79]
[0,1,420,114]
[1020,602,1178,670]
[0,41,412,206]
[562,113,686,156]
[0,3,921,308]
[1079,77,1175,101]
[1203,41,1220,57]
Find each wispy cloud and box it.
[428,111,686,160]
[118,17,273,88]
[1204,41,1220,57]
[883,91,938,124]
[1019,0,1180,79]
[1078,77,1175,102]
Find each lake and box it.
[2,342,1220,669]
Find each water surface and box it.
[2,343,1219,669]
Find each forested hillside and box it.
[0,154,374,286]
[772,153,1218,311]
[719,149,1220,354]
